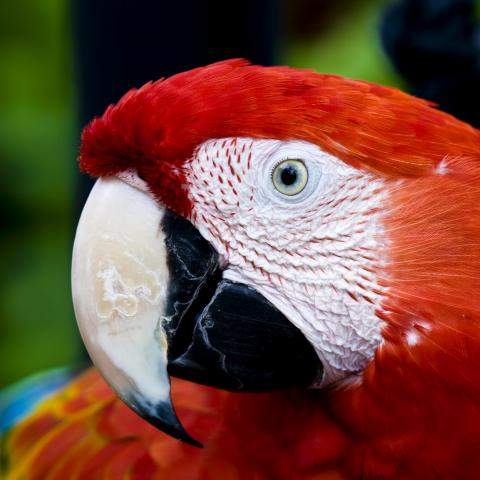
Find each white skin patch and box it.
[406,330,420,346]
[186,138,388,384]
[435,158,449,175]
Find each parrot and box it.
[2,59,480,479]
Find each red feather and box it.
[4,369,348,479]
[79,59,480,216]
[11,61,477,478]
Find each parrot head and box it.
[72,60,480,446]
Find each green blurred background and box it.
[0,0,79,386]
[0,0,404,387]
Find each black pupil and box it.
[280,165,298,186]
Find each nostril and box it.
[117,170,149,193]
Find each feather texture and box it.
[79,59,480,217]
[4,368,348,479]
[14,61,480,478]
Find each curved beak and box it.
[72,177,321,446]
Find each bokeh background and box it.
[1,0,479,387]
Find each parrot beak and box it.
[72,177,321,447]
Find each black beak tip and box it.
[127,393,203,448]
[147,401,204,448]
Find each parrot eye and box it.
[272,159,308,196]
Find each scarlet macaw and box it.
[3,60,480,479]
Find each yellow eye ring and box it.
[272,159,308,196]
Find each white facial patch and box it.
[186,138,388,384]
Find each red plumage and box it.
[79,59,480,215]
[7,60,480,478]
[6,369,348,479]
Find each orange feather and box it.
[4,369,348,479]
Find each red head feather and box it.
[8,60,480,480]
[79,59,480,216]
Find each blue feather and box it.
[0,367,74,434]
